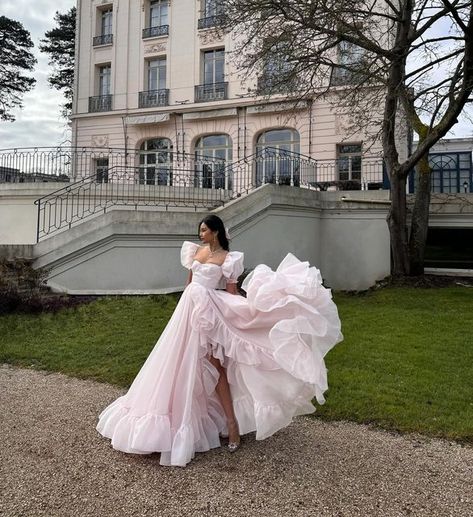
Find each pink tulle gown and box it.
[97,242,343,466]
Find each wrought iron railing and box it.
[0,147,129,182]
[32,148,386,241]
[93,34,113,46]
[34,165,232,242]
[142,25,169,38]
[226,148,385,192]
[0,147,230,183]
[197,15,225,29]
[195,82,228,102]
[89,95,113,112]
[138,89,169,108]
[0,146,385,189]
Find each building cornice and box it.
[70,96,311,121]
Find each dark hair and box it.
[198,215,229,251]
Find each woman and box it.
[97,215,343,467]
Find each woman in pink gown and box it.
[97,215,343,467]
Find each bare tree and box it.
[222,0,473,276]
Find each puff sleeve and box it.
[221,251,244,284]
[180,241,200,269]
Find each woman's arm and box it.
[226,281,238,295]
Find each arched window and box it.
[139,138,173,185]
[195,134,232,189]
[255,128,300,186]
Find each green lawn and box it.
[1,287,472,442]
[0,295,179,387]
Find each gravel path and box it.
[0,364,472,517]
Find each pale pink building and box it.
[71,0,401,188]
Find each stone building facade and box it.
[71,0,405,186]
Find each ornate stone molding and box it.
[144,42,167,54]
[198,30,223,46]
[91,135,109,147]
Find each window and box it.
[95,158,109,183]
[332,40,366,85]
[258,40,293,94]
[195,134,232,189]
[101,8,113,36]
[139,58,169,107]
[147,58,166,91]
[198,0,224,28]
[202,0,223,18]
[139,138,173,186]
[337,144,362,182]
[195,49,227,101]
[94,7,113,45]
[99,65,111,96]
[203,49,224,84]
[143,0,169,37]
[150,0,168,27]
[256,129,300,186]
[89,64,112,112]
[429,152,472,193]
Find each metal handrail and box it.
[33,150,386,242]
[142,25,169,38]
[138,89,170,108]
[0,147,215,182]
[197,15,225,29]
[93,34,113,46]
[195,82,228,102]
[89,95,113,112]
[34,165,233,241]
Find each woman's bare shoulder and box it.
[194,244,209,261]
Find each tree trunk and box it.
[408,153,431,275]
[387,169,410,276]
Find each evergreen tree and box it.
[40,7,76,118]
[0,16,37,122]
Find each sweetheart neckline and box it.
[192,259,224,268]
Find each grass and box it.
[318,287,473,442]
[0,294,179,387]
[0,287,472,442]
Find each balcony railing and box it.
[93,34,113,46]
[195,82,228,102]
[0,148,230,185]
[197,15,225,29]
[89,95,113,112]
[138,89,170,108]
[31,148,387,241]
[142,25,169,39]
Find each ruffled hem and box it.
[97,394,317,465]
[232,394,316,439]
[97,397,222,467]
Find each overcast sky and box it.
[0,0,75,149]
[0,1,471,151]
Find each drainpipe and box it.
[308,99,314,158]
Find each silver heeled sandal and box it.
[227,420,241,453]
[227,441,240,453]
